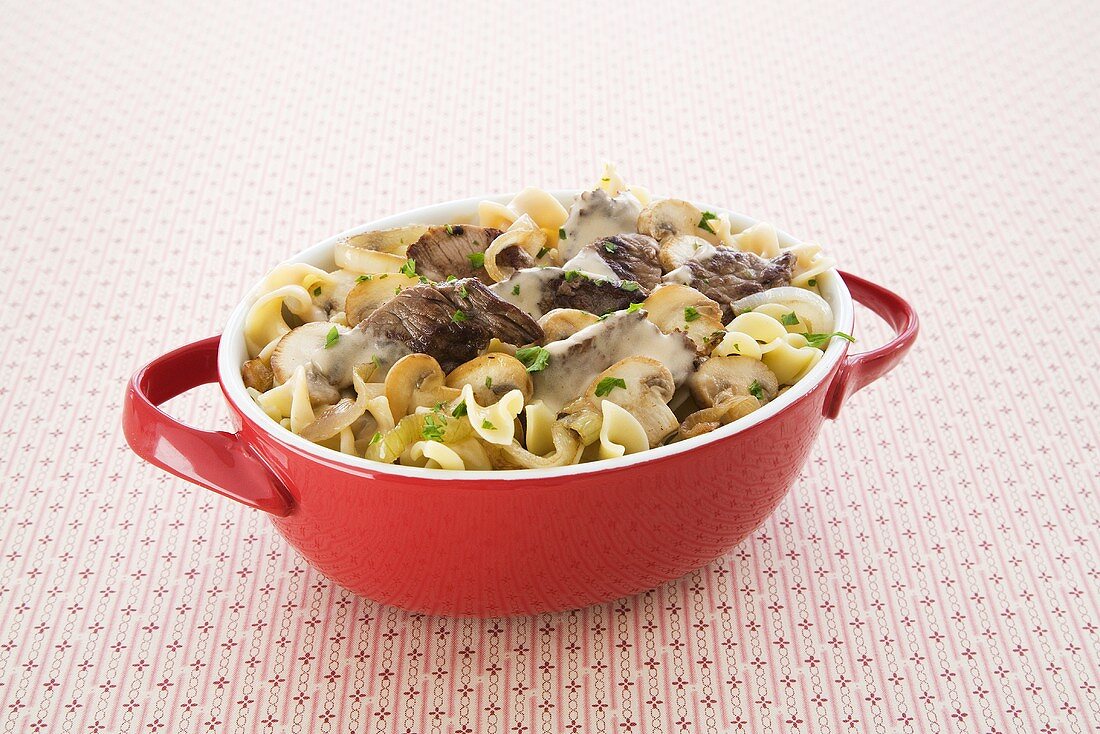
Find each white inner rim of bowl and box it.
[218,191,854,480]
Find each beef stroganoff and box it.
[241,166,852,470]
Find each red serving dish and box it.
[123,193,918,616]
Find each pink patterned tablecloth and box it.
[2,1,1099,732]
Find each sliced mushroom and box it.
[537,308,600,343]
[358,278,543,373]
[678,395,760,439]
[268,322,342,405]
[641,284,726,352]
[344,225,432,255]
[583,356,678,448]
[659,234,713,271]
[405,224,502,283]
[688,355,778,408]
[384,354,461,419]
[344,273,421,326]
[445,353,533,406]
[637,199,717,244]
[241,358,273,392]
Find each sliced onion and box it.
[731,287,833,333]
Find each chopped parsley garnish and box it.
[558,227,566,240]
[400,258,417,277]
[446,274,457,282]
[748,380,765,400]
[418,276,430,284]
[626,302,645,314]
[594,376,627,397]
[603,240,618,253]
[698,211,718,234]
[356,274,371,282]
[421,414,446,442]
[481,419,496,430]
[451,401,468,418]
[379,273,388,279]
[536,246,550,259]
[467,252,485,268]
[394,285,403,295]
[515,345,551,373]
[684,306,700,322]
[451,309,468,323]
[369,431,382,445]
[457,284,469,299]
[619,280,640,292]
[807,278,817,287]
[512,284,521,295]
[324,326,340,349]
[781,312,799,326]
[601,177,610,182]
[563,269,583,282]
[484,376,492,388]
[372,354,382,368]
[313,286,322,296]
[445,224,455,235]
[804,331,856,348]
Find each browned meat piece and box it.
[537,271,648,317]
[674,250,796,320]
[586,234,662,290]
[358,278,543,372]
[406,225,502,283]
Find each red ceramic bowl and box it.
[123,192,918,616]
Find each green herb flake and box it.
[457,284,469,299]
[451,401,468,418]
[748,380,765,400]
[781,312,799,326]
[446,274,457,282]
[400,258,417,277]
[324,326,340,349]
[481,419,496,430]
[467,252,485,268]
[451,309,468,323]
[804,331,856,348]
[807,278,817,287]
[626,302,644,314]
[372,354,382,368]
[484,376,492,389]
[558,227,566,240]
[619,280,640,292]
[394,285,403,295]
[356,274,372,282]
[379,273,389,279]
[421,414,446,442]
[369,431,382,445]
[511,284,521,296]
[536,246,550,259]
[313,286,322,296]
[684,306,700,322]
[601,177,610,182]
[445,224,455,235]
[594,376,627,397]
[515,345,551,373]
[418,276,430,284]
[698,211,718,234]
[603,240,618,253]
[563,269,583,282]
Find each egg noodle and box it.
[241,166,850,470]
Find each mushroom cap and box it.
[658,234,711,271]
[641,284,726,351]
[269,322,344,404]
[344,225,431,255]
[688,355,778,408]
[678,395,760,439]
[584,356,678,447]
[445,353,533,405]
[637,199,717,244]
[537,308,601,343]
[384,353,460,419]
[344,273,421,326]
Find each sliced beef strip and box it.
[406,225,502,283]
[538,271,648,317]
[673,249,796,320]
[357,278,543,372]
[586,234,662,290]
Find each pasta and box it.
[240,167,852,470]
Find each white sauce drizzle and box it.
[560,189,642,260]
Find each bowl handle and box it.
[122,336,294,516]
[823,271,919,419]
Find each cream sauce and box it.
[561,248,618,281]
[489,266,628,320]
[530,311,696,413]
[560,189,642,260]
[309,327,410,387]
